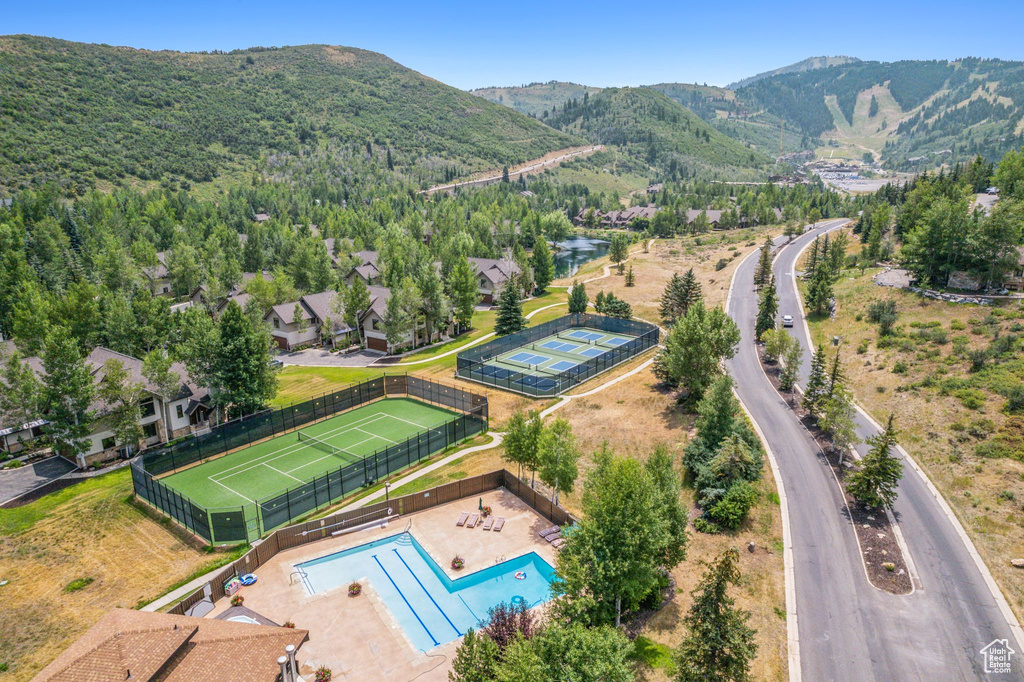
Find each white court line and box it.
[210,477,255,504]
[380,412,432,430]
[358,427,396,444]
[209,412,388,479]
[213,414,391,481]
[265,463,303,482]
[283,433,383,474]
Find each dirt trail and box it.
[424,145,602,194]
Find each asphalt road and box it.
[728,219,1022,681]
[0,455,77,506]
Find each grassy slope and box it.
[0,469,243,680]
[470,81,602,118]
[0,35,579,191]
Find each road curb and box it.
[791,223,1024,652]
[733,392,801,682]
[726,232,800,682]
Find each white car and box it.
[782,315,794,328]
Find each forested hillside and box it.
[544,87,768,179]
[0,36,579,192]
[727,55,861,90]
[470,81,601,118]
[734,58,1024,169]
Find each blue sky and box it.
[7,1,1024,89]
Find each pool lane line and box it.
[457,593,482,624]
[392,548,463,637]
[372,554,439,647]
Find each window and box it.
[175,404,184,419]
[102,436,116,450]
[142,423,158,439]
[273,317,280,329]
[479,278,488,288]
[140,398,156,418]
[162,286,170,294]
[372,318,381,331]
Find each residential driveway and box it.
[0,455,77,505]
[735,220,1021,680]
[275,349,384,367]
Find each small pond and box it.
[552,236,610,278]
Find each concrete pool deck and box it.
[206,488,559,681]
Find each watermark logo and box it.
[981,639,1015,674]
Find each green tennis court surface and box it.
[160,398,456,508]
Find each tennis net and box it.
[298,430,360,462]
[505,358,536,371]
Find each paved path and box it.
[0,455,77,506]
[425,146,603,194]
[730,219,1022,680]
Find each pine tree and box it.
[494,274,526,336]
[754,274,778,341]
[678,268,703,318]
[594,291,607,314]
[386,148,394,171]
[568,279,588,314]
[805,237,821,276]
[531,238,554,293]
[754,236,773,288]
[501,165,510,183]
[806,261,834,316]
[826,349,845,400]
[847,415,903,509]
[675,548,757,682]
[625,265,635,287]
[802,344,828,416]
[660,273,685,325]
[660,269,702,326]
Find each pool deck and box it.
[206,488,559,681]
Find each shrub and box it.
[955,388,986,410]
[348,581,361,597]
[230,594,244,607]
[451,555,465,570]
[950,319,966,330]
[857,339,870,354]
[706,481,759,531]
[1005,385,1024,414]
[63,577,94,593]
[314,666,332,682]
[999,490,1016,502]
[968,348,989,372]
[892,361,908,374]
[483,601,536,650]
[714,258,729,271]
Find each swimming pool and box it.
[296,532,556,651]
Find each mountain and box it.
[727,56,861,90]
[734,58,1024,169]
[544,86,769,176]
[470,81,601,118]
[0,36,579,192]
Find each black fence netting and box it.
[456,313,659,396]
[131,375,488,542]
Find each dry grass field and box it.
[0,469,243,680]
[802,255,1024,624]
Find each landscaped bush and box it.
[705,481,759,531]
[314,666,332,682]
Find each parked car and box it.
[782,314,794,328]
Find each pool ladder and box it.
[289,567,309,586]
[494,555,506,564]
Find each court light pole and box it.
[384,480,390,502]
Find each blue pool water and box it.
[296,532,556,651]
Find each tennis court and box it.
[472,326,640,392]
[160,398,457,509]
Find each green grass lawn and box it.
[160,398,457,508]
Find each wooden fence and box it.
[167,469,575,616]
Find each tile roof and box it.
[32,608,307,682]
